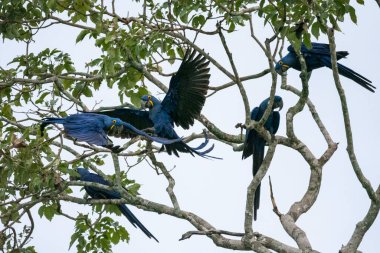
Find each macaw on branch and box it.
[275,42,375,92]
[75,168,159,242]
[92,49,220,158]
[240,96,283,221]
[40,113,180,152]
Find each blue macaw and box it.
[240,96,283,221]
[75,168,159,242]
[40,113,180,152]
[275,42,375,92]
[91,50,219,158]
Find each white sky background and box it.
[1,0,379,252]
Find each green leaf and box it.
[348,6,357,24]
[1,104,13,119]
[82,85,93,97]
[303,33,311,48]
[130,93,141,107]
[38,205,45,218]
[311,22,320,39]
[69,231,81,249]
[110,231,120,244]
[44,206,55,221]
[228,22,235,33]
[75,30,90,43]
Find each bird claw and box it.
[104,144,123,153]
[142,127,156,134]
[235,123,246,129]
[235,123,246,140]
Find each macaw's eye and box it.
[148,95,152,100]
[112,120,116,124]
[279,61,283,65]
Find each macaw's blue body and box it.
[93,50,220,159]
[275,42,375,92]
[40,113,180,152]
[242,96,283,221]
[76,168,158,242]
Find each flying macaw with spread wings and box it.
[91,49,220,159]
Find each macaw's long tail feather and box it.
[252,139,265,221]
[194,144,222,160]
[337,63,375,92]
[120,122,182,145]
[191,130,209,151]
[118,205,159,242]
[40,118,65,136]
[163,140,222,159]
[189,132,222,159]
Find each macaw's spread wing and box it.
[161,49,210,129]
[94,109,152,130]
[62,117,109,146]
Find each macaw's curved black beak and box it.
[274,100,283,111]
[141,99,154,109]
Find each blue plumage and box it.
[76,168,158,242]
[242,96,283,221]
[40,113,180,152]
[90,50,220,159]
[275,42,375,92]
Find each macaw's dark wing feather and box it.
[43,115,109,146]
[161,49,210,129]
[87,109,154,138]
[288,42,348,60]
[288,43,330,55]
[272,111,281,135]
[40,118,65,136]
[242,107,260,159]
[67,128,109,146]
[64,122,108,146]
[91,109,153,130]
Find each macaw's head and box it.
[260,95,283,111]
[141,95,160,109]
[72,167,89,180]
[107,118,123,130]
[275,59,290,75]
[273,95,284,111]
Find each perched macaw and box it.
[275,42,375,92]
[75,168,159,242]
[91,49,219,158]
[241,96,283,221]
[40,113,180,152]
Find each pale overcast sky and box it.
[1,1,379,252]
